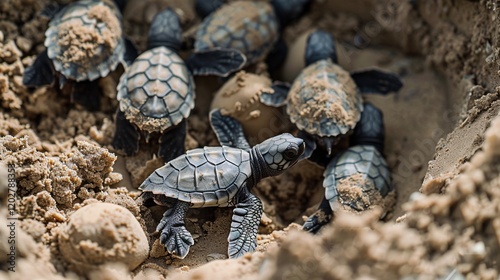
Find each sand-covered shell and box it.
[323,145,393,213]
[117,46,195,133]
[195,1,279,66]
[140,146,252,207]
[210,71,290,145]
[45,0,125,82]
[287,59,363,137]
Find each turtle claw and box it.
[302,212,330,234]
[160,225,194,259]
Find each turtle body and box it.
[45,0,124,82]
[302,102,396,233]
[187,0,311,77]
[112,9,195,163]
[261,30,403,160]
[139,132,305,259]
[23,0,131,111]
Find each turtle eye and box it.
[283,148,298,160]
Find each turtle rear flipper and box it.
[112,110,140,156]
[70,80,102,111]
[350,69,403,94]
[23,49,55,88]
[158,119,187,163]
[228,189,263,259]
[157,201,194,259]
[186,48,246,77]
[302,197,333,233]
[209,109,251,150]
[260,81,289,107]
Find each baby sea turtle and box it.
[112,8,195,163]
[261,30,403,161]
[187,0,311,77]
[302,103,395,233]
[138,116,304,259]
[23,0,133,111]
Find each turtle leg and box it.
[186,48,246,77]
[259,81,290,107]
[302,196,333,233]
[195,0,224,19]
[112,109,141,156]
[228,188,263,258]
[23,49,55,88]
[158,119,187,163]
[123,37,138,67]
[209,109,251,150]
[70,80,102,111]
[157,201,194,259]
[350,69,403,95]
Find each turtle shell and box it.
[287,60,363,137]
[195,1,279,66]
[117,46,195,134]
[140,146,252,207]
[45,0,124,82]
[323,145,392,211]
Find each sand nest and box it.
[2,0,500,279]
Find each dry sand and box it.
[1,0,500,279]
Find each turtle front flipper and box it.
[302,197,333,233]
[158,119,187,163]
[157,201,194,259]
[23,49,55,88]
[297,130,316,160]
[209,109,251,150]
[70,80,102,111]
[260,81,290,107]
[112,109,140,156]
[350,69,403,95]
[186,48,246,77]
[123,37,138,67]
[228,188,263,258]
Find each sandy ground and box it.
[2,0,500,279]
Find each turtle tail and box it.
[186,49,246,77]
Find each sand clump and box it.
[57,202,149,274]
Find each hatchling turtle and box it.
[138,117,305,259]
[302,102,395,233]
[23,0,134,111]
[186,0,311,77]
[112,8,195,163]
[260,30,403,162]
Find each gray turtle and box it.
[23,0,134,111]
[302,102,395,233]
[186,0,310,77]
[112,8,195,163]
[260,30,403,162]
[139,117,304,259]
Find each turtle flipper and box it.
[123,37,138,66]
[112,109,140,156]
[298,130,316,160]
[228,189,263,259]
[186,48,246,77]
[195,0,224,18]
[23,49,55,88]
[158,119,187,163]
[302,197,333,233]
[350,69,403,95]
[157,201,194,259]
[265,37,287,73]
[209,109,251,150]
[260,81,289,107]
[71,80,102,111]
